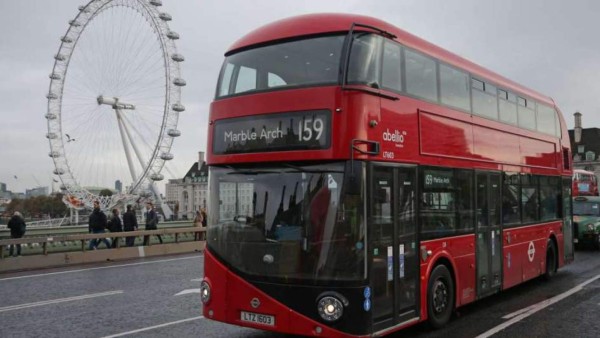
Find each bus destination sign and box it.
[213,110,331,154]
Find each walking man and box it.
[88,200,110,250]
[7,211,26,257]
[143,202,163,245]
[108,208,123,248]
[123,204,138,247]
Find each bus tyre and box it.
[543,239,557,280]
[427,264,454,329]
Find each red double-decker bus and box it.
[572,169,599,196]
[201,13,574,337]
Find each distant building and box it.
[165,152,208,220]
[115,180,122,193]
[26,186,49,198]
[568,112,600,178]
[0,182,10,199]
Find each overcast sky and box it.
[1,0,599,193]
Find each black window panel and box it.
[419,167,473,239]
[521,174,540,223]
[502,172,521,225]
[472,78,484,91]
[540,176,559,221]
[456,170,474,232]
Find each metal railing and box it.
[0,227,205,259]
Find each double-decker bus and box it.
[200,13,574,337]
[573,169,599,197]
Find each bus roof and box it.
[227,13,555,106]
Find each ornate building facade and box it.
[165,152,208,220]
[568,112,600,177]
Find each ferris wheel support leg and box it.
[116,109,137,182]
[150,183,173,220]
[118,110,149,169]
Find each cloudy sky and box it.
[1,0,599,194]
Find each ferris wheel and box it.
[45,0,184,212]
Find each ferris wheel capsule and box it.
[49,73,62,80]
[53,168,66,175]
[61,36,73,43]
[173,78,186,86]
[160,153,174,160]
[159,12,172,21]
[167,129,181,137]
[171,54,184,62]
[167,31,179,40]
[149,0,162,6]
[172,103,185,112]
[150,173,165,181]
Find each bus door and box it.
[369,164,419,330]
[562,177,574,262]
[475,172,502,298]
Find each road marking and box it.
[0,255,202,282]
[190,278,203,282]
[478,274,600,338]
[174,289,200,296]
[101,315,204,338]
[0,290,123,313]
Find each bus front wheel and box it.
[427,264,454,328]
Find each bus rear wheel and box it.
[543,239,557,280]
[427,264,454,328]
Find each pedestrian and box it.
[193,210,202,241]
[143,202,163,245]
[200,207,208,240]
[88,200,111,250]
[123,204,138,247]
[7,211,26,257]
[108,208,123,248]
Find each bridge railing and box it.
[0,227,206,272]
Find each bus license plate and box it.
[240,311,275,326]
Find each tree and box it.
[99,189,113,197]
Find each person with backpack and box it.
[7,211,26,257]
[143,202,163,245]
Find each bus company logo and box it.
[382,128,406,148]
[251,298,261,309]
[528,241,535,262]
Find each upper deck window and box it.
[216,35,345,98]
[472,78,498,120]
[347,33,383,87]
[440,63,470,111]
[405,48,438,102]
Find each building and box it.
[165,152,209,220]
[0,182,10,199]
[115,180,122,193]
[568,112,600,178]
[25,186,49,198]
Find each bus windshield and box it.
[216,35,345,98]
[573,201,600,216]
[207,162,365,283]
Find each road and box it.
[0,250,599,338]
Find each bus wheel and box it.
[427,264,454,328]
[543,239,557,280]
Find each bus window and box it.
[499,89,518,125]
[472,78,498,120]
[405,48,438,102]
[235,66,257,94]
[537,104,557,135]
[347,33,382,87]
[503,173,521,225]
[440,63,470,111]
[521,174,540,223]
[381,40,402,92]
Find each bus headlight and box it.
[317,296,344,322]
[200,280,211,304]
